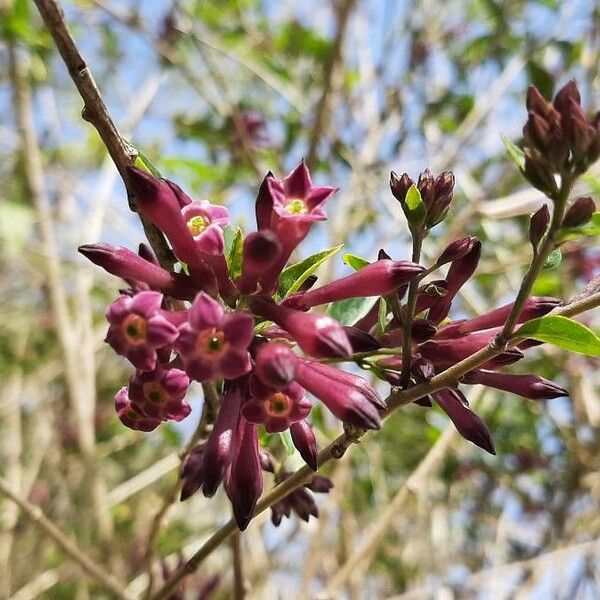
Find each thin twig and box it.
[0,478,132,600]
[33,0,173,270]
[230,531,246,600]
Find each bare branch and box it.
[0,478,132,600]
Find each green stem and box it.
[497,174,573,342]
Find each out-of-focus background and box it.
[1,0,600,598]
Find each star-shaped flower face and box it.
[181,201,230,255]
[105,291,179,371]
[242,377,311,433]
[267,161,337,230]
[128,365,191,421]
[175,292,254,382]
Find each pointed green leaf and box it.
[514,315,600,356]
[132,150,162,178]
[377,298,388,335]
[501,134,525,170]
[278,430,295,456]
[278,244,343,298]
[328,296,378,327]
[404,184,426,230]
[226,227,244,279]
[343,253,370,271]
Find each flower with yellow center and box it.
[285,198,309,215]
[122,314,148,345]
[187,214,210,237]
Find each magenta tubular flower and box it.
[242,377,311,433]
[259,162,337,292]
[79,243,197,300]
[237,231,282,294]
[253,342,298,388]
[251,298,352,359]
[290,420,318,470]
[294,359,384,429]
[105,291,179,371]
[283,260,425,310]
[126,167,218,293]
[428,240,481,324]
[201,379,243,497]
[419,329,500,368]
[432,389,495,454]
[437,296,561,339]
[481,348,525,370]
[462,370,568,400]
[175,293,253,382]
[225,419,264,531]
[114,387,161,432]
[128,365,191,421]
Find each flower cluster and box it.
[82,113,573,527]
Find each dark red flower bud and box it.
[411,357,435,383]
[523,152,558,196]
[343,326,381,352]
[201,380,243,497]
[436,296,561,338]
[428,240,481,324]
[79,243,197,300]
[305,475,334,493]
[411,318,437,342]
[225,419,263,531]
[255,172,275,230]
[180,444,206,501]
[295,359,384,430]
[250,298,352,359]
[436,236,477,267]
[529,204,550,251]
[417,169,435,207]
[254,343,298,388]
[433,389,495,454]
[553,79,581,117]
[237,231,282,294]
[462,370,568,400]
[526,85,553,118]
[283,260,424,310]
[390,171,414,203]
[290,420,318,470]
[562,196,596,228]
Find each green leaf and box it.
[514,315,600,356]
[542,248,562,271]
[328,296,378,327]
[377,298,388,335]
[226,227,244,279]
[403,184,427,230]
[278,430,295,456]
[501,134,525,170]
[131,146,162,178]
[343,253,370,271]
[278,244,343,298]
